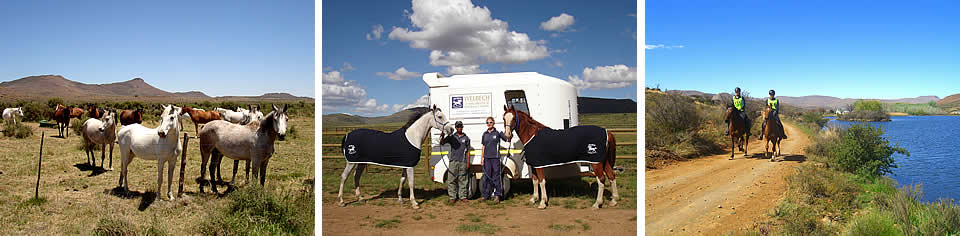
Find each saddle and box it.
[343,128,421,168]
[523,125,608,168]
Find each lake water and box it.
[826,116,960,202]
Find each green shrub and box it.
[801,112,828,128]
[843,211,903,236]
[830,123,908,177]
[71,118,85,136]
[645,92,701,149]
[3,122,34,139]
[199,185,313,235]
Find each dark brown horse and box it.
[502,106,619,209]
[762,107,785,161]
[87,105,104,119]
[53,104,72,138]
[725,106,750,160]
[181,106,221,135]
[118,108,143,126]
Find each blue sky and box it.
[0,1,314,97]
[647,0,960,100]
[322,0,638,116]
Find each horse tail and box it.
[341,132,348,157]
[604,130,617,180]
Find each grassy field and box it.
[320,112,638,210]
[0,116,314,234]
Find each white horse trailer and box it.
[424,72,593,198]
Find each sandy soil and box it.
[644,121,810,235]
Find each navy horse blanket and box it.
[343,128,421,168]
[523,125,608,168]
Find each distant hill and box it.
[322,107,429,127]
[938,93,960,111]
[0,75,310,102]
[577,97,637,113]
[662,89,940,109]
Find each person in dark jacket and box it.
[481,116,510,203]
[440,121,471,204]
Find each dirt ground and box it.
[644,121,810,235]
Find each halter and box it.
[432,110,449,135]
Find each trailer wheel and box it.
[467,176,479,199]
[502,173,511,196]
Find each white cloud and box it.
[322,68,404,115]
[376,67,423,80]
[366,24,384,40]
[403,94,431,110]
[446,65,487,75]
[645,44,684,50]
[341,62,355,71]
[540,13,575,32]
[567,65,637,90]
[389,0,550,71]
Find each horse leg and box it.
[338,162,357,207]
[592,164,606,209]
[209,152,221,193]
[743,135,749,157]
[157,159,165,201]
[245,160,251,183]
[397,168,406,203]
[529,172,540,204]
[100,143,107,168]
[108,143,114,171]
[167,158,176,200]
[537,169,548,209]
[353,164,365,202]
[406,167,419,209]
[259,158,269,186]
[199,147,211,193]
[120,152,134,194]
[230,160,239,188]
[730,136,735,160]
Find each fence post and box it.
[36,131,45,199]
[178,133,188,198]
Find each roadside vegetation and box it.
[883,101,946,116]
[838,100,891,121]
[764,122,960,235]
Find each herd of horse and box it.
[337,105,621,209]
[725,105,786,161]
[5,103,289,201]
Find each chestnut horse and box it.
[69,106,84,119]
[53,104,72,138]
[118,108,143,126]
[502,106,619,209]
[761,107,785,161]
[181,106,221,135]
[725,106,750,160]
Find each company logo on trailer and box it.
[347,145,357,154]
[452,96,464,108]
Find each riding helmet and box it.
[734,87,741,93]
[769,89,775,96]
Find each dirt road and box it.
[645,121,810,235]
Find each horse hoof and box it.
[529,198,537,204]
[412,205,420,209]
[592,204,600,209]
[537,204,547,209]
[338,202,346,207]
[609,201,618,207]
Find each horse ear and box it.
[504,105,508,111]
[272,104,279,112]
[282,103,288,112]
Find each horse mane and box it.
[514,109,548,130]
[400,109,431,130]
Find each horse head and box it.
[157,105,181,137]
[99,110,116,132]
[15,107,23,117]
[429,104,455,136]
[271,104,289,141]
[502,105,517,140]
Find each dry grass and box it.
[0,116,314,234]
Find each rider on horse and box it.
[759,89,787,140]
[725,87,751,136]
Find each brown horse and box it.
[87,105,104,119]
[118,108,143,126]
[181,106,221,135]
[761,107,785,161]
[725,106,750,160]
[69,106,84,119]
[502,106,619,209]
[53,104,72,138]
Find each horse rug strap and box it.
[343,128,421,168]
[523,125,607,168]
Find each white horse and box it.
[117,105,182,200]
[81,110,117,170]
[199,105,288,193]
[215,107,249,124]
[2,107,24,125]
[337,105,455,209]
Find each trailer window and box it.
[504,90,530,114]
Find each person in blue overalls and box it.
[481,116,510,203]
